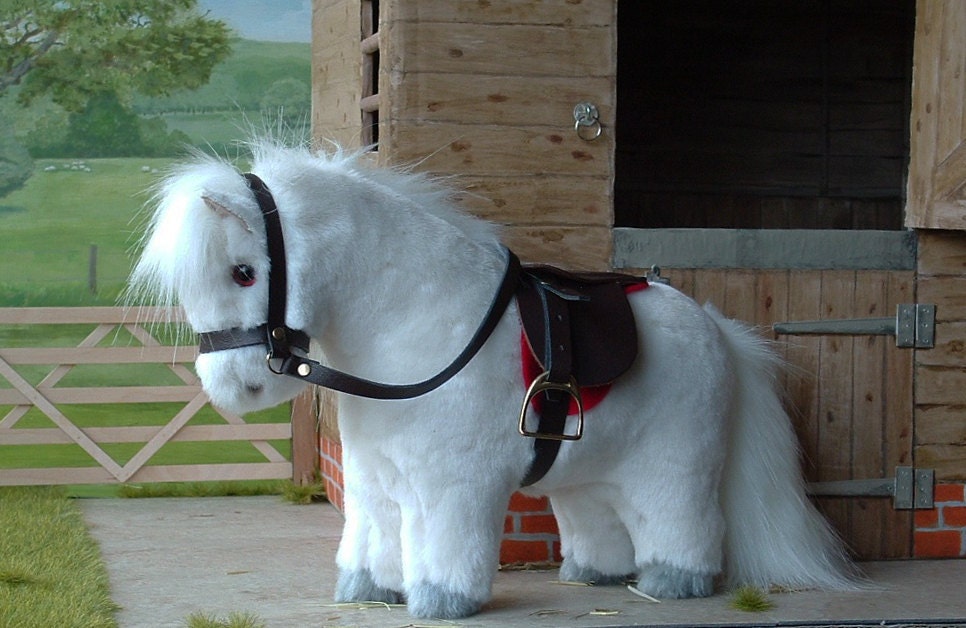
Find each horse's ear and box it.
[202,195,254,233]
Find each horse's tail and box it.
[707,306,862,591]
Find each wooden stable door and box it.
[658,268,917,560]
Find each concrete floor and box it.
[80,496,966,628]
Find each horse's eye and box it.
[231,264,256,287]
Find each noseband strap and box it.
[197,172,521,401]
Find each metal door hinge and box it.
[774,303,935,349]
[807,466,935,510]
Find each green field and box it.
[0,158,175,304]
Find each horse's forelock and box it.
[129,158,263,310]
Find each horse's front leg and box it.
[400,475,512,619]
[334,455,405,604]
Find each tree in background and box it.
[1,0,231,109]
[0,0,231,193]
[0,114,32,197]
[260,78,311,123]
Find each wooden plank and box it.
[0,424,292,445]
[881,271,915,558]
[915,365,966,405]
[814,271,857,547]
[0,467,116,486]
[915,321,966,366]
[452,175,611,227]
[0,306,183,325]
[905,0,942,228]
[916,229,966,276]
[916,405,966,446]
[389,123,612,178]
[917,276,966,321]
[784,271,823,480]
[0,463,292,486]
[755,271,790,395]
[127,462,291,483]
[851,273,887,480]
[0,387,203,405]
[691,269,728,313]
[388,22,613,78]
[722,270,757,324]
[389,73,614,128]
[914,444,966,481]
[391,1,615,27]
[0,346,197,365]
[500,225,611,271]
[849,273,887,559]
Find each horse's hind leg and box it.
[614,439,726,599]
[552,488,636,585]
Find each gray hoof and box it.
[334,568,403,604]
[406,581,484,619]
[635,562,714,598]
[559,559,631,586]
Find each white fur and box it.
[128,141,859,619]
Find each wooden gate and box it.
[0,307,314,486]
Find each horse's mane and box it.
[247,139,502,247]
[126,139,502,320]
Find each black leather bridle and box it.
[197,173,522,400]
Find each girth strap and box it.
[519,272,576,487]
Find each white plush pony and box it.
[128,141,858,619]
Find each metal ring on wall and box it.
[573,102,602,141]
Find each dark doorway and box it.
[615,0,916,229]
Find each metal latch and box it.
[774,303,935,349]
[807,466,934,510]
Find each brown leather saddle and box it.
[516,264,646,486]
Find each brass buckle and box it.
[518,371,584,441]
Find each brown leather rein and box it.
[197,173,522,400]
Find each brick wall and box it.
[319,435,344,512]
[914,483,966,558]
[319,434,561,564]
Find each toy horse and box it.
[128,141,858,619]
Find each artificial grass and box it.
[0,487,118,628]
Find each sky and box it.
[197,0,312,43]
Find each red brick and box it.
[508,492,549,513]
[915,508,940,529]
[935,483,966,504]
[520,514,560,535]
[915,530,963,558]
[943,505,966,528]
[504,515,515,534]
[500,539,552,564]
[552,540,563,562]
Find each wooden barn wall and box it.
[312,0,365,147]
[644,266,916,559]
[905,0,966,481]
[916,231,966,481]
[379,0,616,270]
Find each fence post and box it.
[88,244,97,295]
[290,388,320,485]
